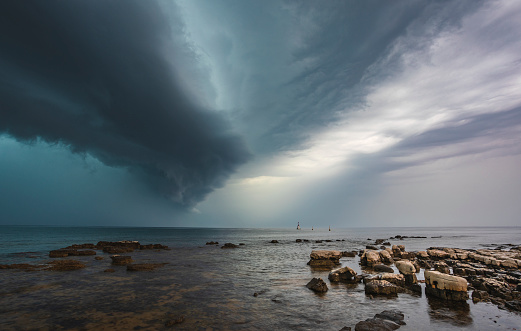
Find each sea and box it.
[0,226,520,330]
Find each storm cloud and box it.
[0,1,250,207]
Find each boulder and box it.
[206,241,219,245]
[342,251,357,257]
[395,260,415,275]
[110,255,133,265]
[417,251,429,259]
[306,277,328,293]
[427,249,450,259]
[355,318,400,331]
[49,249,74,258]
[361,250,381,267]
[270,240,279,243]
[296,239,302,243]
[374,264,394,273]
[366,245,379,250]
[328,266,357,283]
[365,280,402,296]
[424,270,468,301]
[374,310,406,326]
[103,246,135,254]
[379,250,394,264]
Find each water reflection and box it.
[427,296,473,327]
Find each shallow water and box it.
[0,226,520,330]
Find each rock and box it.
[342,251,357,257]
[427,249,450,259]
[308,250,342,268]
[206,241,219,245]
[77,250,96,256]
[395,260,415,275]
[315,240,323,243]
[472,290,490,302]
[140,244,169,250]
[49,249,73,258]
[412,260,421,273]
[296,239,302,243]
[361,250,381,267]
[67,243,96,249]
[328,266,357,283]
[97,240,140,250]
[103,246,135,254]
[0,263,42,270]
[95,256,104,260]
[417,251,429,259]
[306,277,328,292]
[375,239,386,245]
[355,318,400,331]
[366,245,379,250]
[374,310,406,326]
[221,243,238,249]
[380,273,405,287]
[365,280,402,296]
[127,263,166,271]
[339,327,352,331]
[400,252,416,259]
[270,240,279,243]
[110,255,133,265]
[383,242,391,246]
[434,262,450,274]
[379,250,394,264]
[374,264,394,273]
[46,260,86,271]
[391,245,402,257]
[104,268,115,273]
[424,270,468,301]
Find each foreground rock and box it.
[424,270,468,301]
[354,310,405,331]
[308,250,341,268]
[360,250,381,267]
[306,277,328,292]
[395,260,417,285]
[328,266,357,283]
[46,260,86,271]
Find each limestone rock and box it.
[361,250,381,267]
[424,270,468,301]
[110,255,133,265]
[380,273,405,287]
[379,250,394,264]
[221,243,238,249]
[374,264,394,273]
[395,260,415,275]
[308,250,342,268]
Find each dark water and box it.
[0,226,520,330]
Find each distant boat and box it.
[329,225,331,231]
[312,226,313,231]
[297,222,301,230]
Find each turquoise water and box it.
[0,226,520,330]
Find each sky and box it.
[1,0,521,228]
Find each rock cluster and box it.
[49,240,169,257]
[354,310,405,331]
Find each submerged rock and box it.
[374,264,394,273]
[306,277,328,293]
[127,263,166,271]
[110,255,133,265]
[46,260,86,271]
[221,243,238,249]
[365,280,402,296]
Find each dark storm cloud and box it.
[0,1,250,207]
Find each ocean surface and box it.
[1,226,520,330]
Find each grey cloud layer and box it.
[0,1,250,207]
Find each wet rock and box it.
[412,260,421,273]
[270,240,279,243]
[296,239,302,243]
[328,266,357,283]
[104,268,115,273]
[110,255,133,265]
[66,243,97,250]
[342,251,357,257]
[103,246,135,254]
[127,263,166,271]
[374,264,394,273]
[308,250,342,268]
[383,242,391,246]
[97,241,140,252]
[206,241,219,245]
[361,250,381,267]
[400,252,416,260]
[365,280,402,296]
[49,249,74,258]
[95,256,104,260]
[417,251,429,259]
[380,273,405,287]
[427,249,450,259]
[315,240,323,243]
[355,318,401,330]
[0,263,42,270]
[375,239,386,245]
[505,300,521,312]
[434,262,450,274]
[379,250,394,264]
[46,260,86,271]
[306,277,328,292]
[374,310,406,326]
[424,270,468,301]
[221,243,238,249]
[339,327,352,331]
[366,245,378,250]
[472,290,490,302]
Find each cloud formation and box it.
[0,1,250,207]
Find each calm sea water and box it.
[0,226,520,330]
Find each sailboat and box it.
[297,222,301,230]
[329,225,331,231]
